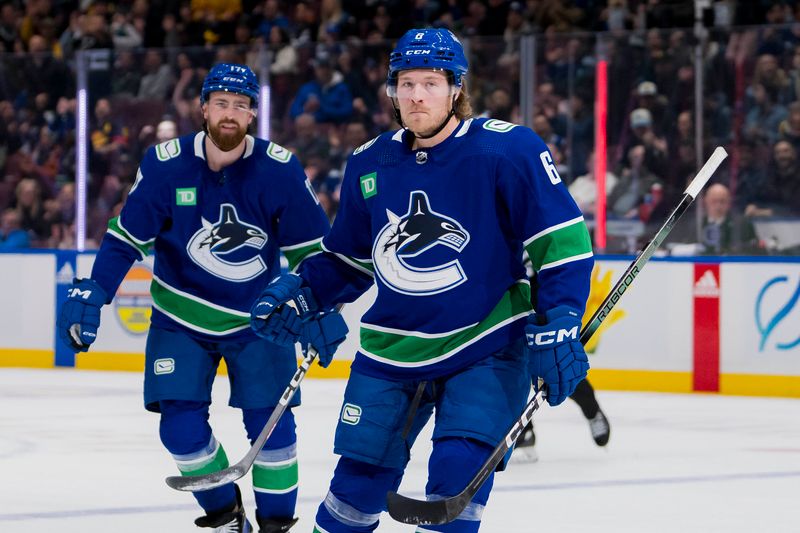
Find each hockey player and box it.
[513,378,611,462]
[57,63,331,532]
[251,28,594,532]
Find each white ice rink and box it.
[1,368,799,532]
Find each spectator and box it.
[609,144,661,219]
[317,0,355,42]
[111,50,142,98]
[744,82,788,145]
[778,101,800,152]
[291,1,318,45]
[635,81,670,136]
[254,0,289,41]
[0,4,18,53]
[289,113,331,167]
[482,87,514,122]
[0,208,30,250]
[568,151,619,216]
[137,50,174,101]
[621,107,669,180]
[289,53,353,124]
[15,178,48,240]
[746,140,800,217]
[698,183,758,255]
[268,26,297,75]
[23,34,74,102]
[90,98,129,176]
[110,10,143,50]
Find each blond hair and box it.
[455,79,473,120]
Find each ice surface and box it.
[1,369,798,532]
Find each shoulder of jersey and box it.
[350,130,401,160]
[146,133,196,166]
[464,117,544,156]
[252,136,296,166]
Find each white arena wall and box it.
[1,251,798,397]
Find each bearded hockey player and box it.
[58,63,332,532]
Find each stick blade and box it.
[165,465,247,492]
[386,491,466,525]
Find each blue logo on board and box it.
[755,276,800,352]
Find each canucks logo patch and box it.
[186,204,268,282]
[341,403,362,425]
[156,139,181,161]
[483,119,516,133]
[373,191,470,296]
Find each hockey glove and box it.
[525,305,589,406]
[57,278,108,352]
[300,311,348,368]
[250,274,317,346]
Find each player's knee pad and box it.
[242,407,296,449]
[426,437,494,524]
[158,400,212,455]
[317,456,404,530]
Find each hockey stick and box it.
[386,146,728,525]
[165,345,318,491]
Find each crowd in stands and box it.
[0,0,799,254]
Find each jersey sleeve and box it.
[90,148,171,300]
[497,128,594,314]
[275,155,331,272]
[296,154,374,308]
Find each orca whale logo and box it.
[373,191,470,295]
[187,204,268,282]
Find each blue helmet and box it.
[387,28,468,92]
[201,63,259,107]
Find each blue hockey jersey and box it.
[297,118,594,380]
[91,132,329,341]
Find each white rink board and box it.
[0,253,55,350]
[2,253,799,382]
[587,259,694,372]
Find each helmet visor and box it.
[386,70,458,99]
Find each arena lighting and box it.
[594,59,608,250]
[258,84,270,140]
[76,87,88,252]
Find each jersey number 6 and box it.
[539,151,561,185]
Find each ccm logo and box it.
[527,326,578,346]
[405,49,431,55]
[68,288,93,299]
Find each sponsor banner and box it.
[720,262,800,376]
[693,264,720,392]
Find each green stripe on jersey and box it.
[360,282,531,365]
[282,239,323,272]
[177,444,229,476]
[526,219,592,271]
[107,217,152,257]
[150,277,250,335]
[252,459,299,493]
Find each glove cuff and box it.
[537,305,582,325]
[71,278,109,306]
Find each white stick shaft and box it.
[684,146,728,198]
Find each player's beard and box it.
[207,119,247,152]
